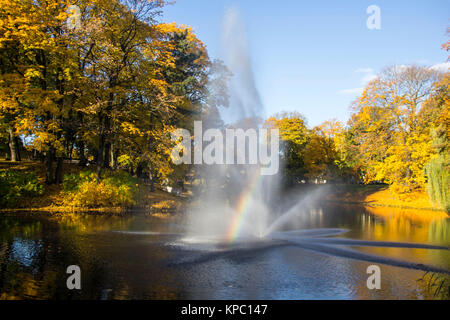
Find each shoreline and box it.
[324,199,448,213]
[0,205,181,215]
[323,184,449,215]
[2,198,448,216]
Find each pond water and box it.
[0,204,448,299]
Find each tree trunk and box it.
[147,115,155,192]
[68,143,73,162]
[104,142,110,169]
[97,128,104,183]
[148,163,155,192]
[110,143,115,169]
[55,157,63,184]
[102,88,114,171]
[39,150,45,163]
[14,136,21,161]
[78,140,87,167]
[136,164,143,178]
[8,126,18,162]
[45,149,54,184]
[77,111,87,167]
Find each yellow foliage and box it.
[66,180,135,208]
[350,66,445,194]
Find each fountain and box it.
[182,7,323,245]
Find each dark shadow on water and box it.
[166,228,450,275]
[165,241,287,267]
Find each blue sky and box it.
[161,0,449,127]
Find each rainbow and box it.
[226,170,263,242]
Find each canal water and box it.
[0,204,448,299]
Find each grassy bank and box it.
[325,184,448,213]
[0,161,184,214]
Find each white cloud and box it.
[430,62,450,72]
[361,73,378,84]
[338,67,376,96]
[354,67,378,85]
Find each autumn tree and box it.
[0,0,225,192]
[349,65,441,193]
[265,112,308,185]
[0,0,82,183]
[303,120,349,183]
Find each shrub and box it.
[63,170,139,208]
[0,171,44,207]
[425,157,450,213]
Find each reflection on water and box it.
[0,205,448,300]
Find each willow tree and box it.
[422,74,450,211]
